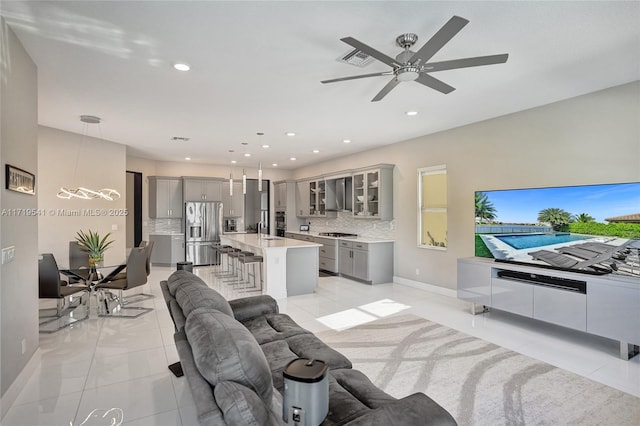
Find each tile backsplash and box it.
[306,212,396,240]
[149,218,182,234]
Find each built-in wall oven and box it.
[275,210,286,237]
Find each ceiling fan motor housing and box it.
[396,33,418,48]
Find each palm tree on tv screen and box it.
[538,208,572,231]
[574,212,596,223]
[475,192,497,223]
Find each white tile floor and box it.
[3,266,638,425]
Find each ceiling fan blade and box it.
[371,78,400,102]
[423,54,509,72]
[416,73,455,94]
[341,37,401,68]
[321,72,392,84]
[409,16,469,65]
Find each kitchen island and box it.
[220,234,321,299]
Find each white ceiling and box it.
[2,1,639,170]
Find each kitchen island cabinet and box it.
[220,234,320,299]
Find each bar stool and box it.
[238,253,263,292]
[223,250,254,283]
[215,246,237,277]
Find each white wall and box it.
[292,81,640,290]
[38,126,127,267]
[0,21,39,399]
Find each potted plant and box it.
[75,230,114,268]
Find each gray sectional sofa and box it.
[161,270,456,425]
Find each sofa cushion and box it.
[185,308,273,404]
[241,313,311,345]
[214,381,282,426]
[167,270,207,296]
[176,281,234,318]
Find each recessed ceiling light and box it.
[312,149,320,154]
[173,63,191,71]
[244,153,251,157]
[272,163,278,167]
[343,139,351,144]
[185,157,191,160]
[171,136,190,141]
[262,144,270,149]
[231,160,237,164]
[406,111,418,116]
[286,132,296,137]
[290,157,297,161]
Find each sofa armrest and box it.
[160,281,173,309]
[343,393,457,426]
[229,295,279,322]
[174,331,226,426]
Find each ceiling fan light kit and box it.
[321,15,509,102]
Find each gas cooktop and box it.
[318,232,358,238]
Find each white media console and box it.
[457,257,640,360]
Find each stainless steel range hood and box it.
[328,177,352,212]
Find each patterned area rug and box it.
[317,314,640,426]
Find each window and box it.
[418,165,447,249]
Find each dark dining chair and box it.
[109,241,155,304]
[38,253,89,331]
[69,241,90,269]
[95,246,153,318]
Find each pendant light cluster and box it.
[229,132,265,196]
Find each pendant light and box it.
[257,133,264,192]
[57,115,121,201]
[242,169,247,194]
[228,150,235,196]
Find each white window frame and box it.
[418,165,447,250]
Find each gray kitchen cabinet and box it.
[150,234,184,265]
[149,176,183,218]
[338,239,393,284]
[352,164,393,220]
[221,181,244,217]
[295,180,311,217]
[183,178,222,201]
[274,182,287,210]
[314,236,338,273]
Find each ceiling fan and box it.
[321,15,509,102]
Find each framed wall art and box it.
[5,164,35,195]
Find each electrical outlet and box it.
[21,339,26,355]
[111,224,118,231]
[415,268,420,275]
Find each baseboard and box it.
[393,276,457,298]
[1,348,41,420]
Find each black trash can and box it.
[176,261,193,273]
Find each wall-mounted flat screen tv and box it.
[475,182,640,278]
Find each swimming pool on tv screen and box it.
[495,233,593,250]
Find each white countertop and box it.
[285,231,394,244]
[221,233,321,249]
[149,232,184,236]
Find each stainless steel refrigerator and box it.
[185,201,222,266]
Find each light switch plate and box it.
[2,246,16,264]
